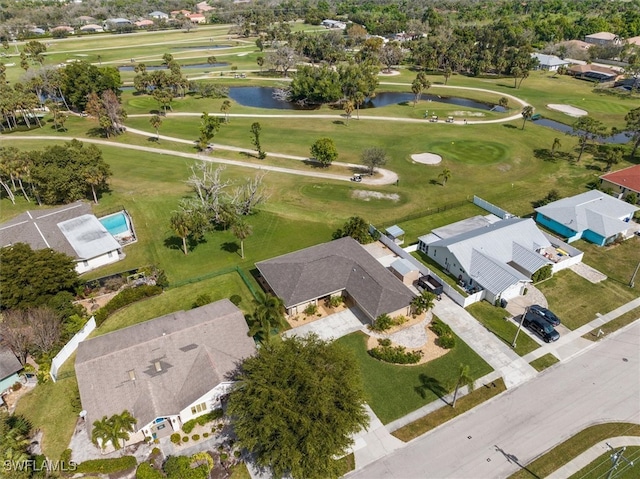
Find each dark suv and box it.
[523,312,560,343]
[529,305,561,327]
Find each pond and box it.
[226,87,503,111]
[118,62,229,71]
[532,118,631,144]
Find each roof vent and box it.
[154,361,162,372]
[128,370,136,381]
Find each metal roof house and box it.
[531,53,570,72]
[535,190,639,246]
[75,299,256,444]
[0,202,122,274]
[418,217,553,303]
[600,165,640,200]
[256,236,415,321]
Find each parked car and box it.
[529,304,561,327]
[523,312,560,343]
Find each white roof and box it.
[585,32,617,40]
[57,214,120,260]
[535,190,639,238]
[429,218,551,295]
[531,53,570,67]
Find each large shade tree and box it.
[227,334,369,479]
[625,107,640,158]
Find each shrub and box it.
[182,419,196,434]
[303,303,318,316]
[532,264,553,283]
[192,294,212,308]
[182,436,189,443]
[75,456,137,474]
[151,447,160,455]
[229,294,242,306]
[430,317,456,349]
[203,432,209,438]
[192,434,200,441]
[94,285,162,326]
[12,382,22,391]
[170,433,181,444]
[437,335,456,349]
[369,313,393,332]
[326,295,343,308]
[136,462,165,479]
[368,344,423,364]
[378,338,391,347]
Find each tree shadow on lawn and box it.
[147,137,159,143]
[164,235,204,253]
[502,124,518,129]
[221,241,240,255]
[240,151,261,160]
[333,120,345,126]
[414,374,450,405]
[302,159,329,169]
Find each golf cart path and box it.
[0,134,398,185]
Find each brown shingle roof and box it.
[75,299,256,430]
[256,237,416,320]
[600,165,640,194]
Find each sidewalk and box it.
[433,296,537,388]
[546,436,640,479]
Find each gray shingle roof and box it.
[0,344,22,381]
[75,299,256,430]
[535,190,639,238]
[256,237,415,320]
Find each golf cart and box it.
[350,174,362,182]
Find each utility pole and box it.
[606,443,635,479]
[630,260,640,288]
[512,306,528,348]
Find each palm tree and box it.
[521,106,534,130]
[111,410,137,449]
[451,364,474,408]
[221,100,232,124]
[256,56,265,72]
[498,97,509,110]
[249,292,287,343]
[411,291,436,315]
[551,137,561,157]
[149,114,162,139]
[343,100,354,124]
[353,91,365,120]
[84,166,107,204]
[438,168,452,186]
[207,55,217,66]
[91,416,112,451]
[231,217,252,259]
[170,209,192,255]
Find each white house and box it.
[75,300,256,442]
[148,11,169,20]
[0,201,123,274]
[531,53,570,72]
[418,217,556,304]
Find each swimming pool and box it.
[100,212,130,237]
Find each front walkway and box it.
[569,262,607,283]
[282,307,368,341]
[433,296,537,388]
[349,405,404,469]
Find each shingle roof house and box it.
[76,299,256,441]
[418,218,552,303]
[256,236,415,321]
[535,190,639,246]
[531,53,570,71]
[0,202,122,274]
[0,344,23,396]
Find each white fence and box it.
[473,195,515,220]
[50,316,96,382]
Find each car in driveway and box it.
[529,304,561,327]
[523,312,560,343]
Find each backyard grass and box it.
[392,378,506,442]
[569,446,640,479]
[229,463,252,479]
[14,360,79,461]
[529,353,559,372]
[582,307,640,341]
[95,272,255,336]
[466,302,540,356]
[335,331,492,425]
[537,270,638,331]
[508,423,640,479]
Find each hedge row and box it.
[430,317,456,349]
[76,456,137,474]
[182,409,223,434]
[368,344,423,364]
[94,285,163,326]
[136,462,166,479]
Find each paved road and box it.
[350,321,640,479]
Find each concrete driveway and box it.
[282,307,368,341]
[505,285,548,317]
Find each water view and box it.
[532,118,631,144]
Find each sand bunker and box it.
[411,153,442,165]
[378,70,401,76]
[547,104,587,117]
[352,190,400,201]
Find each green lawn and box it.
[15,360,79,461]
[509,423,640,479]
[529,353,559,372]
[466,302,540,356]
[582,307,640,341]
[569,446,640,479]
[335,331,492,424]
[537,270,638,330]
[96,272,255,336]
